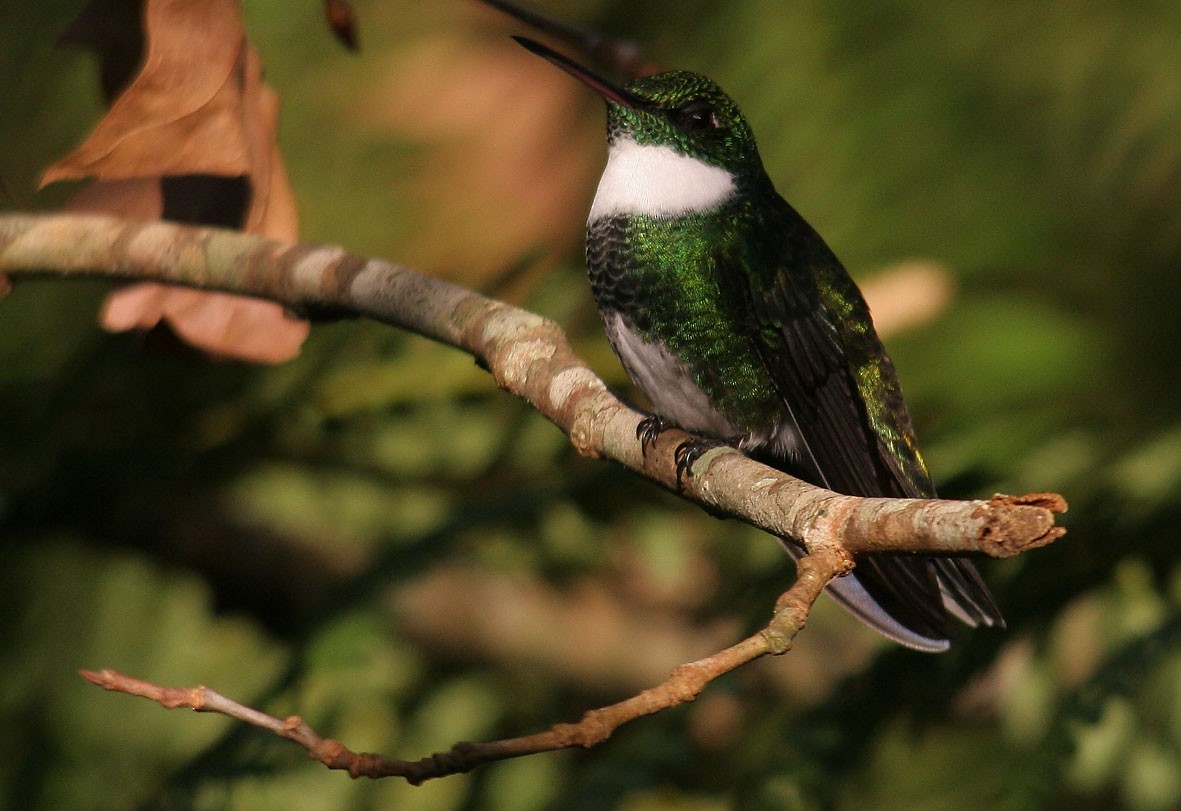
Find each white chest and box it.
[588,138,736,222]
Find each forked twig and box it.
[82,548,850,784]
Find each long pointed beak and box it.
[513,36,648,109]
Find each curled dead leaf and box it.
[101,285,310,364]
[47,0,304,362]
[66,176,164,221]
[44,0,250,185]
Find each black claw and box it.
[673,437,726,488]
[636,414,670,455]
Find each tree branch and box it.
[2,211,1067,782]
[0,213,1066,556]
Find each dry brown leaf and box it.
[66,176,164,220]
[237,46,298,239]
[100,286,309,364]
[44,0,250,185]
[47,0,305,362]
[49,0,297,238]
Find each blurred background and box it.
[2,1,1181,809]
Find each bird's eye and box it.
[675,99,719,132]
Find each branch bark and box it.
[1,211,1068,782]
[0,213,1066,556]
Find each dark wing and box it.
[732,196,1002,648]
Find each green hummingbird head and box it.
[608,71,760,170]
[514,37,763,176]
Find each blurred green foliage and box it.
[3,1,1181,810]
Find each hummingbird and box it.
[515,36,1003,651]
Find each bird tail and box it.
[779,539,1003,653]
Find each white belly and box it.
[605,312,806,460]
[605,312,739,438]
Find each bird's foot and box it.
[673,437,729,489]
[636,414,671,456]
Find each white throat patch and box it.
[588,138,736,222]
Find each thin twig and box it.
[81,548,850,783]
